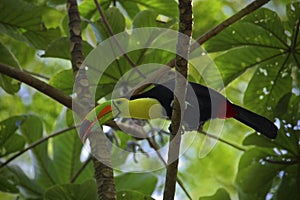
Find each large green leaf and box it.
[122,0,178,18]
[42,37,93,60]
[118,1,140,19]
[49,69,74,95]
[244,94,300,155]
[236,148,279,199]
[199,188,231,200]
[205,4,299,116]
[175,122,245,199]
[44,179,97,200]
[239,93,300,199]
[51,110,94,184]
[0,116,26,157]
[0,43,21,94]
[235,148,296,200]
[133,10,159,28]
[116,190,154,200]
[91,7,126,42]
[0,0,61,49]
[0,164,44,199]
[52,128,94,184]
[78,0,111,20]
[115,172,158,195]
[20,115,59,188]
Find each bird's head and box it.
[79,98,165,142]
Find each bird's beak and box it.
[79,100,113,142]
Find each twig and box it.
[0,126,76,169]
[70,156,93,183]
[198,130,246,152]
[93,0,146,79]
[163,0,193,199]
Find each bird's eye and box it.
[115,100,122,105]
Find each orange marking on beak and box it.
[81,104,112,143]
[97,105,112,120]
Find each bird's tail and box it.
[233,105,278,139]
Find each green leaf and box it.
[0,0,61,49]
[244,93,300,155]
[199,188,231,200]
[205,8,287,52]
[239,92,300,199]
[116,190,154,200]
[236,148,294,199]
[49,69,74,95]
[23,27,61,50]
[118,1,140,19]
[277,164,298,200]
[205,6,299,94]
[44,179,97,200]
[78,0,110,20]
[0,43,21,94]
[181,129,242,199]
[115,172,158,195]
[20,115,58,188]
[133,10,159,28]
[244,54,292,116]
[42,37,93,60]
[205,5,299,117]
[92,7,126,42]
[123,0,178,18]
[192,1,228,38]
[52,128,93,184]
[0,116,26,157]
[0,164,43,198]
[1,134,25,157]
[133,10,175,29]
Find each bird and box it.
[79,81,278,142]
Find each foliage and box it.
[0,0,299,199]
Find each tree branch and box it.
[67,1,117,199]
[70,156,93,183]
[67,0,84,74]
[0,63,77,112]
[198,130,246,152]
[163,0,193,199]
[0,126,76,169]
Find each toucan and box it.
[79,81,278,142]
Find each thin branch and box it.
[0,63,80,113]
[93,0,146,79]
[198,130,246,152]
[0,126,76,169]
[70,156,93,183]
[164,0,193,199]
[190,0,271,52]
